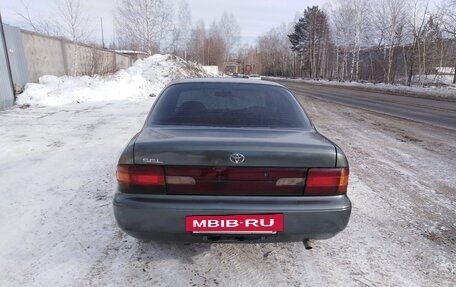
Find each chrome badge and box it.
[230,153,245,164]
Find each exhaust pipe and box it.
[303,239,312,250]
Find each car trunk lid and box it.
[134,127,336,167]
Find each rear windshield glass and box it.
[147,83,311,128]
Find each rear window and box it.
[147,82,311,128]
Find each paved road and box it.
[274,80,456,131]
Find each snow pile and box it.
[410,74,454,86]
[132,54,211,88]
[16,72,153,106]
[202,65,220,76]
[16,54,211,106]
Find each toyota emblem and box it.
[229,153,245,164]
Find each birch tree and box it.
[115,0,173,54]
[55,0,92,42]
[405,0,430,85]
[329,0,371,81]
[218,11,241,61]
[206,21,226,66]
[17,0,92,42]
[438,0,456,83]
[328,2,352,80]
[187,20,206,64]
[372,0,408,84]
[258,23,296,76]
[174,0,192,58]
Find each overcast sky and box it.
[0,0,326,45]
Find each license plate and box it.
[185,214,283,234]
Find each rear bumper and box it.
[113,193,351,243]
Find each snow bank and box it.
[132,54,210,88]
[265,77,456,100]
[16,54,211,106]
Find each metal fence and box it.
[3,24,29,91]
[0,14,14,110]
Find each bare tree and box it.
[438,0,456,83]
[329,0,371,81]
[206,20,226,67]
[438,0,456,36]
[17,0,58,35]
[404,0,430,85]
[17,0,93,42]
[372,0,408,84]
[186,13,241,70]
[115,0,173,54]
[258,23,296,77]
[350,0,370,81]
[328,1,352,80]
[56,0,92,42]
[174,0,192,58]
[218,11,241,61]
[250,0,453,85]
[187,20,206,64]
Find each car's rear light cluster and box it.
[165,167,307,195]
[117,165,348,195]
[117,165,166,193]
[304,168,349,195]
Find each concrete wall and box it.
[21,31,66,82]
[64,42,120,76]
[116,53,130,70]
[20,30,131,83]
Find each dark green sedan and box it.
[114,78,351,244]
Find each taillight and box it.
[304,168,349,195]
[165,167,307,195]
[117,165,166,193]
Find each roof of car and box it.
[168,77,285,88]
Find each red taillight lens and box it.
[117,165,165,189]
[165,167,307,195]
[304,168,349,195]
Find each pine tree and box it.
[288,6,330,79]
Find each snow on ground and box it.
[265,77,456,100]
[16,54,210,106]
[410,74,454,85]
[1,67,455,286]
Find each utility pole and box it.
[100,17,105,49]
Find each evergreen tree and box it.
[289,6,330,79]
